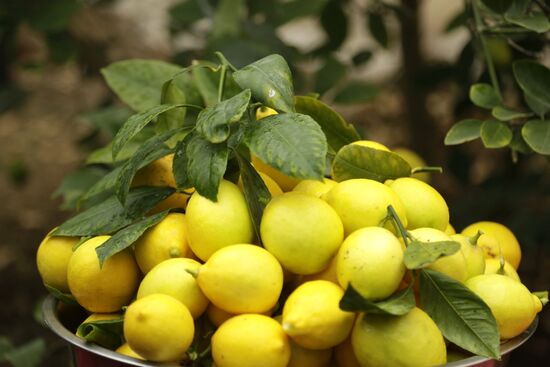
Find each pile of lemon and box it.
[37,123,543,366]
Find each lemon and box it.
[323,178,408,236]
[256,106,278,120]
[336,227,405,300]
[292,178,337,198]
[387,177,449,231]
[466,274,541,339]
[352,140,390,151]
[186,180,254,261]
[282,280,355,349]
[36,231,78,293]
[67,236,140,313]
[334,336,361,367]
[392,147,430,182]
[116,343,144,360]
[197,244,283,314]
[445,223,456,235]
[251,155,300,191]
[136,258,209,318]
[212,314,290,367]
[409,228,468,282]
[461,221,521,269]
[450,234,485,279]
[352,307,447,367]
[238,171,283,197]
[133,213,192,274]
[206,303,235,327]
[288,340,332,367]
[261,192,344,274]
[484,258,520,281]
[301,254,339,285]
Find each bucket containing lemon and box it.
[39,54,545,366]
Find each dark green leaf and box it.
[524,91,549,118]
[112,104,185,159]
[53,187,175,236]
[192,65,220,107]
[273,0,328,26]
[3,339,46,367]
[44,284,78,306]
[79,167,122,208]
[444,10,467,33]
[96,211,169,267]
[196,89,251,143]
[186,137,229,201]
[509,129,533,154]
[491,106,532,121]
[79,106,133,137]
[101,60,182,112]
[513,60,550,111]
[246,113,327,180]
[403,240,461,269]
[86,128,155,165]
[522,119,550,154]
[505,0,530,17]
[340,283,415,315]
[76,317,124,350]
[481,0,513,13]
[480,119,513,148]
[28,0,80,32]
[52,167,106,211]
[169,0,204,31]
[331,144,411,182]
[368,12,389,48]
[333,82,380,104]
[469,83,500,109]
[173,133,194,190]
[157,80,187,133]
[0,336,13,358]
[295,95,361,152]
[236,154,271,243]
[211,0,245,40]
[505,12,550,33]
[420,269,500,359]
[233,54,295,113]
[445,119,483,145]
[352,51,373,66]
[319,0,348,52]
[315,57,347,95]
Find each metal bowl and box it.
[42,295,538,367]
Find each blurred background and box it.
[0,0,548,365]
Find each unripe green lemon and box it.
[387,177,449,231]
[124,294,194,362]
[484,258,520,281]
[186,180,254,261]
[336,227,405,300]
[292,178,337,198]
[212,314,291,367]
[323,179,408,236]
[197,244,283,314]
[261,192,344,275]
[352,307,447,367]
[450,234,486,279]
[36,230,78,293]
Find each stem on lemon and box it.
[387,205,411,246]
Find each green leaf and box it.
[112,104,185,160]
[491,106,532,121]
[481,0,513,13]
[96,211,169,267]
[79,106,133,137]
[101,59,182,112]
[44,284,78,306]
[469,83,500,109]
[352,51,373,66]
[444,10,467,33]
[505,12,550,33]
[319,0,348,52]
[522,119,550,154]
[403,240,461,269]
[53,187,175,237]
[169,0,204,31]
[173,133,194,190]
[192,65,220,107]
[420,269,500,359]
[52,167,106,211]
[368,12,389,48]
[76,317,124,350]
[233,54,295,113]
[315,57,347,95]
[513,60,550,111]
[86,128,155,165]
[3,339,46,367]
[524,91,549,118]
[331,144,411,182]
[157,80,187,133]
[295,96,361,153]
[246,113,327,180]
[211,0,245,40]
[186,136,229,201]
[196,89,251,143]
[480,119,513,148]
[273,0,328,26]
[445,119,483,145]
[339,283,415,316]
[333,82,380,104]
[505,0,530,17]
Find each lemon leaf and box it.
[43,284,78,306]
[480,119,513,148]
[2,339,46,367]
[76,317,124,350]
[339,283,415,316]
[420,269,501,360]
[295,95,360,152]
[246,113,327,180]
[403,240,461,269]
[522,119,550,154]
[157,79,187,133]
[96,211,169,267]
[331,144,411,182]
[469,83,500,109]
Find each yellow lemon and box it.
[282,280,355,349]
[352,140,390,151]
[334,336,361,367]
[116,343,144,360]
[387,177,449,231]
[238,171,283,197]
[466,274,541,339]
[261,192,344,274]
[461,221,522,269]
[197,244,283,314]
[445,223,456,235]
[288,340,332,367]
[256,106,278,120]
[133,213,192,274]
[36,230,78,293]
[136,258,209,318]
[352,307,447,366]
[67,236,140,313]
[323,178,408,236]
[301,254,339,285]
[185,180,254,261]
[292,178,337,198]
[484,258,520,281]
[451,234,486,279]
[251,155,300,191]
[206,303,235,327]
[336,227,405,300]
[212,314,291,367]
[393,147,430,182]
